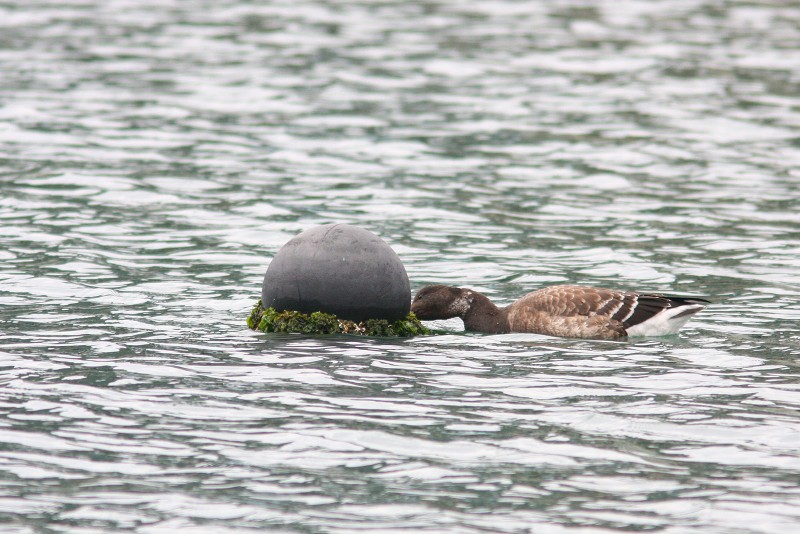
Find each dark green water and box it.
[1,1,799,532]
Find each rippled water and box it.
[2,0,800,532]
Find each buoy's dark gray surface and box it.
[262,224,411,322]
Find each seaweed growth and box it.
[246,300,429,337]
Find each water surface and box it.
[1,0,800,532]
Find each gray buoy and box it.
[262,224,411,322]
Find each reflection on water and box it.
[2,0,800,532]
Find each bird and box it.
[410,284,709,340]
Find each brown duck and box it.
[411,284,709,340]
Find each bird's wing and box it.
[516,285,707,329]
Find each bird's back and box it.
[506,285,708,338]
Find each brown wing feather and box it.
[505,285,628,339]
[515,285,632,317]
[504,285,708,339]
[515,285,693,328]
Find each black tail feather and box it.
[623,294,709,328]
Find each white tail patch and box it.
[626,304,705,337]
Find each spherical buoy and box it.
[261,224,411,322]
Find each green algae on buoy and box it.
[247,300,429,337]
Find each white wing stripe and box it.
[620,295,638,323]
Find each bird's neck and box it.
[462,292,510,334]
